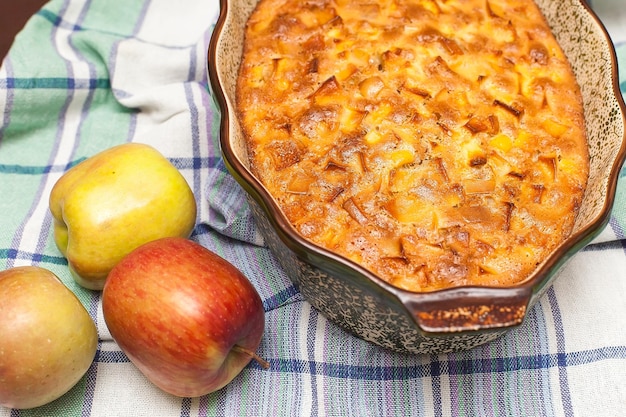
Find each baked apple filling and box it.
[237,0,588,291]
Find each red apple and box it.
[101,237,267,397]
[0,266,98,409]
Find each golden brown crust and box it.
[236,0,589,291]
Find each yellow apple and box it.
[0,266,98,409]
[49,143,197,290]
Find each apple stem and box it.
[233,345,270,369]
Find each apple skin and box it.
[102,237,267,397]
[49,143,197,290]
[0,266,98,409]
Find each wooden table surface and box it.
[1,0,48,59]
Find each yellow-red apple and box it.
[0,266,98,409]
[49,143,197,290]
[102,237,268,397]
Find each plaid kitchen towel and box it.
[1,0,625,416]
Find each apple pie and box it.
[236,0,589,291]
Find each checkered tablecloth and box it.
[1,0,625,416]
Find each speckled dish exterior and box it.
[208,0,626,354]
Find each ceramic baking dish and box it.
[208,0,626,354]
